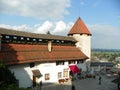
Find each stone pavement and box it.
[73,75,117,90]
[41,75,117,90]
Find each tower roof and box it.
[68,17,91,35]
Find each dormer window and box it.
[57,40,59,43]
[27,38,30,41]
[52,40,54,42]
[39,39,42,42]
[61,40,64,43]
[33,38,36,41]
[21,37,24,40]
[13,36,17,39]
[5,35,10,39]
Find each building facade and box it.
[0,17,91,88]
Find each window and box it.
[69,60,76,64]
[39,39,42,42]
[33,38,36,41]
[45,73,50,80]
[5,35,10,39]
[27,38,30,41]
[61,40,64,43]
[58,72,62,79]
[56,40,59,43]
[21,37,24,40]
[77,60,84,64]
[56,61,64,66]
[30,62,35,68]
[13,36,17,39]
[63,69,68,77]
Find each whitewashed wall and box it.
[8,61,86,88]
[71,34,91,71]
[9,64,33,88]
[37,61,69,84]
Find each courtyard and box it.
[42,75,117,90]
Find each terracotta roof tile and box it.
[68,17,91,35]
[0,44,88,65]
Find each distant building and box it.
[0,17,91,88]
[91,61,114,73]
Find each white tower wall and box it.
[70,34,91,71]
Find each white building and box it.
[0,17,91,88]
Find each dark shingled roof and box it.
[0,28,76,42]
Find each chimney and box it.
[48,41,52,52]
[0,34,2,51]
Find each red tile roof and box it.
[0,44,88,65]
[68,17,91,35]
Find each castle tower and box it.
[68,17,92,71]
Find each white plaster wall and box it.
[9,64,33,88]
[37,61,69,84]
[72,34,91,71]
[8,61,87,87]
[72,34,91,58]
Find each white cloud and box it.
[88,24,120,49]
[1,21,120,49]
[0,24,31,31]
[52,21,66,33]
[35,21,53,34]
[0,21,73,35]
[51,21,74,35]
[0,0,71,19]
[88,24,119,36]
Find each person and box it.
[99,76,102,85]
[71,84,75,90]
[40,81,42,86]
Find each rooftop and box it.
[0,28,76,42]
[0,44,88,65]
[68,17,91,35]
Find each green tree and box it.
[0,61,18,87]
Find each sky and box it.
[0,0,120,49]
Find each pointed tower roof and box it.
[68,17,91,35]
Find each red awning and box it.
[69,65,81,74]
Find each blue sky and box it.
[0,0,120,49]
